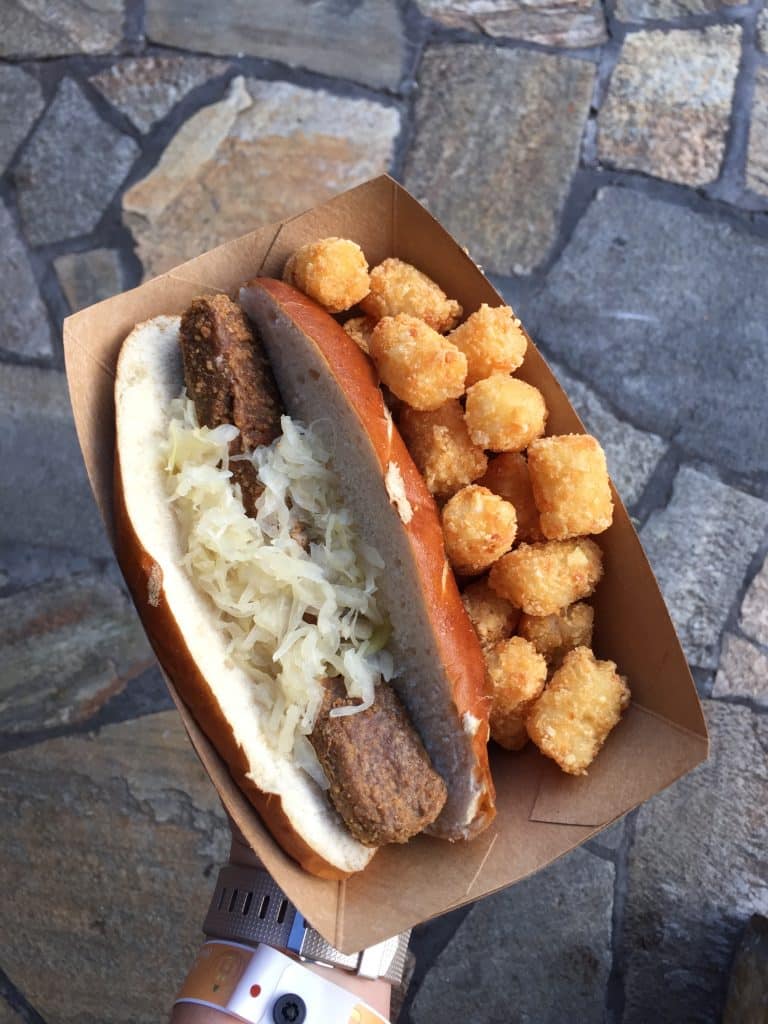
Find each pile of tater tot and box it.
[284,237,631,776]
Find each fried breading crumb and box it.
[369,314,467,411]
[464,374,547,452]
[448,303,527,385]
[518,602,594,668]
[489,538,603,617]
[528,434,614,540]
[442,484,517,576]
[461,577,520,649]
[526,646,630,774]
[360,258,462,332]
[342,315,377,356]
[398,400,487,499]
[478,453,543,543]
[284,237,370,313]
[486,636,547,750]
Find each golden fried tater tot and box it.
[518,602,594,668]
[343,315,376,356]
[442,485,517,576]
[448,304,527,386]
[283,237,369,313]
[360,258,462,332]
[399,400,487,499]
[369,314,467,411]
[528,434,614,540]
[478,453,543,543]
[489,538,603,616]
[526,646,630,774]
[486,636,547,750]
[464,375,547,452]
[461,577,520,648]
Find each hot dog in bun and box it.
[114,280,495,880]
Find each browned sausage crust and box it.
[310,679,448,847]
[179,294,282,515]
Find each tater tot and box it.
[528,434,614,540]
[360,258,462,332]
[461,577,520,648]
[399,400,487,499]
[442,485,517,576]
[283,237,369,313]
[526,646,630,774]
[489,538,603,616]
[369,314,467,411]
[486,636,547,750]
[478,453,543,543]
[464,375,547,452]
[448,304,527,386]
[518,602,594,668]
[343,315,376,356]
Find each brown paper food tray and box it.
[63,176,708,953]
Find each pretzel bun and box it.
[114,283,495,879]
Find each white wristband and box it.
[175,940,389,1024]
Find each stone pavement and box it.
[1,2,767,1021]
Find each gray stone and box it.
[758,8,768,52]
[616,0,742,19]
[0,0,124,58]
[124,76,400,279]
[0,65,44,174]
[416,0,607,47]
[723,916,768,1024]
[522,187,768,477]
[0,712,228,1024]
[0,575,153,734]
[145,0,406,91]
[740,555,768,647]
[640,467,768,669]
[550,360,666,508]
[713,633,768,706]
[0,1002,23,1024]
[15,78,139,246]
[587,817,626,854]
[624,701,768,1023]
[54,249,125,311]
[0,543,95,591]
[90,56,230,133]
[0,200,52,358]
[597,27,741,186]
[747,66,768,197]
[404,45,594,275]
[0,364,110,558]
[412,847,614,1023]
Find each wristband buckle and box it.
[203,865,410,987]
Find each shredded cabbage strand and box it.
[163,396,393,778]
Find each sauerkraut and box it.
[163,395,393,784]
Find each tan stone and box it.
[0,712,228,1024]
[616,0,741,19]
[758,8,768,51]
[746,67,768,197]
[0,574,153,733]
[597,26,741,187]
[123,76,400,279]
[0,0,123,58]
[416,0,607,47]
[404,44,595,275]
[90,56,230,134]
[740,554,768,646]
